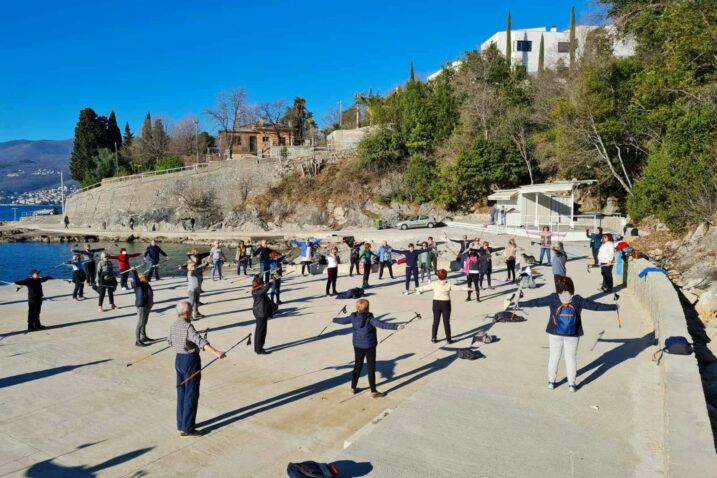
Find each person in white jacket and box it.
[597,234,616,292]
[415,269,473,344]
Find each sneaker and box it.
[111,304,117,310]
[180,430,203,437]
[465,297,471,302]
[568,384,577,393]
[547,381,555,390]
[371,391,386,399]
[352,387,359,395]
[121,286,128,291]
[431,337,437,343]
[135,341,147,347]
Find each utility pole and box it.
[194,119,200,164]
[114,142,118,176]
[60,171,65,217]
[338,101,342,128]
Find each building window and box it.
[558,40,578,53]
[516,40,532,52]
[262,136,270,143]
[234,135,242,145]
[278,136,286,146]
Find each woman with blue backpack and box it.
[515,276,618,393]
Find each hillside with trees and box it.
[330,0,716,233]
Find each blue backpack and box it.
[552,303,578,336]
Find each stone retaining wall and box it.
[627,258,717,475]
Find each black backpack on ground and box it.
[287,461,337,478]
[336,287,364,299]
[652,336,693,365]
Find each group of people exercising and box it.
[9,226,619,437]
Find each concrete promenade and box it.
[0,229,664,477]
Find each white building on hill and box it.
[428,24,634,79]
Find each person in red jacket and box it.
[108,248,141,290]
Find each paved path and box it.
[0,229,664,477]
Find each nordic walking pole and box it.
[590,330,605,351]
[317,305,347,338]
[177,332,252,387]
[613,293,621,328]
[127,328,209,367]
[380,312,420,344]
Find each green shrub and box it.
[155,155,185,172]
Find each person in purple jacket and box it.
[394,243,428,295]
[333,299,405,398]
[511,276,618,393]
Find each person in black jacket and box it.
[251,275,276,355]
[332,299,404,398]
[144,239,167,282]
[130,270,154,346]
[477,241,504,290]
[73,244,104,287]
[514,276,618,393]
[15,270,52,332]
[253,240,276,283]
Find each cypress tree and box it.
[69,108,103,181]
[410,62,415,82]
[139,112,153,166]
[106,111,122,151]
[152,118,168,166]
[538,33,545,73]
[506,11,512,67]
[123,122,134,146]
[569,5,576,69]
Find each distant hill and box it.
[0,139,75,194]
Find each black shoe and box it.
[352,387,359,395]
[36,325,47,330]
[135,341,147,347]
[465,297,471,302]
[447,339,453,344]
[142,337,155,342]
[431,337,437,343]
[198,301,206,306]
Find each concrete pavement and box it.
[0,229,664,477]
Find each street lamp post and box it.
[194,119,200,164]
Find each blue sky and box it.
[0,0,599,141]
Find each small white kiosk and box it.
[488,180,596,230]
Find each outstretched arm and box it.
[520,296,555,308]
[332,316,352,325]
[578,297,618,312]
[371,317,399,331]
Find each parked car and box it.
[396,215,437,230]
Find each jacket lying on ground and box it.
[520,293,617,337]
[333,312,398,349]
[130,270,154,308]
[15,277,51,302]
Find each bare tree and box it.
[258,100,289,149]
[169,115,198,156]
[503,106,535,184]
[204,88,250,159]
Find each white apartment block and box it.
[428,24,634,79]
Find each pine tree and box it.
[69,108,103,181]
[410,62,415,82]
[106,111,122,151]
[123,122,134,146]
[538,33,545,74]
[506,11,512,67]
[569,5,576,70]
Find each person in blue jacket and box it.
[333,299,405,398]
[376,240,395,279]
[130,269,154,346]
[394,243,428,295]
[586,227,603,267]
[512,276,618,393]
[292,237,323,276]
